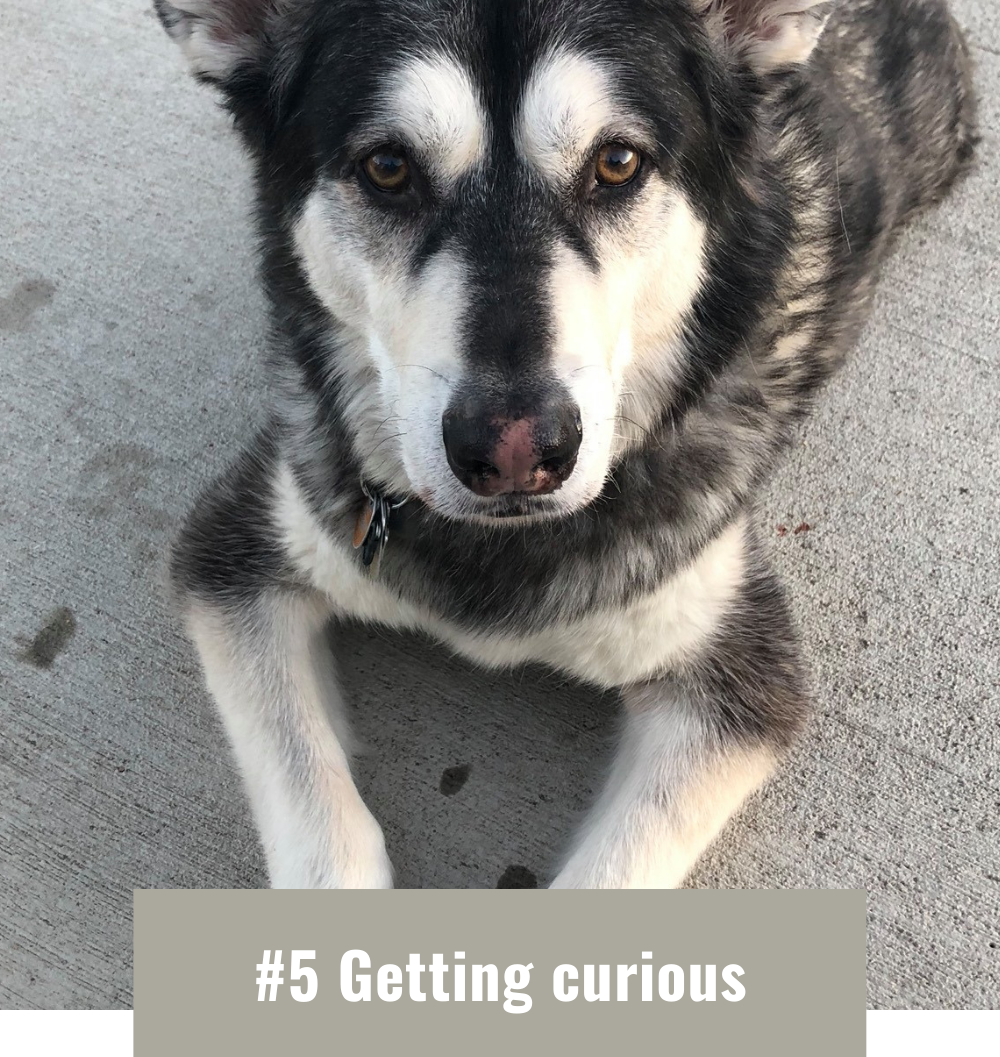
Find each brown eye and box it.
[363,149,411,192]
[594,143,640,187]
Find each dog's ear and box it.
[154,0,287,83]
[689,0,835,74]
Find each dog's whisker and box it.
[364,431,407,461]
[398,364,452,384]
[614,414,657,441]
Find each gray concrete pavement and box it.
[1,0,997,1011]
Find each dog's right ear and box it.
[154,0,286,84]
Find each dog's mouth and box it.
[416,487,565,526]
[482,501,538,521]
[455,491,568,525]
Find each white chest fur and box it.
[273,464,745,690]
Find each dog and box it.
[154,0,976,888]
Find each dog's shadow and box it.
[333,620,618,890]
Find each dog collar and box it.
[352,480,408,575]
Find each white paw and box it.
[267,804,394,889]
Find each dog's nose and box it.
[442,403,582,497]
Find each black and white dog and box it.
[155,0,976,888]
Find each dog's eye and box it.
[362,149,412,193]
[594,143,640,187]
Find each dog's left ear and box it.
[154,0,287,83]
[690,0,836,74]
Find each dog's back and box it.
[814,0,976,236]
[752,0,977,419]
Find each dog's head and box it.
[157,0,833,523]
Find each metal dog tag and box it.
[353,482,405,577]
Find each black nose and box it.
[442,399,582,497]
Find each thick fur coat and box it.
[156,0,976,887]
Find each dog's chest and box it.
[276,466,745,689]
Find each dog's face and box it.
[158,0,833,523]
[292,31,711,523]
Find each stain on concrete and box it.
[74,443,158,519]
[16,607,77,669]
[496,865,537,889]
[191,290,217,310]
[0,277,57,332]
[439,764,471,797]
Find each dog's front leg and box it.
[184,589,392,889]
[551,564,807,889]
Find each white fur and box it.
[545,193,708,468]
[186,594,393,889]
[375,54,488,179]
[293,192,467,502]
[444,521,745,686]
[273,462,745,688]
[517,49,629,185]
[274,462,428,629]
[551,702,777,888]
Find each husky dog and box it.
[155,0,976,888]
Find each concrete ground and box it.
[1,0,998,1012]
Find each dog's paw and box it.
[267,805,394,889]
[549,854,685,890]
